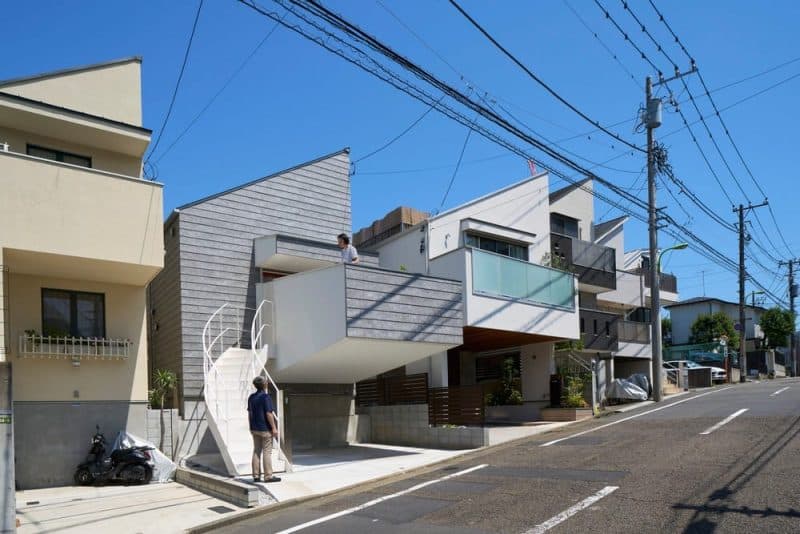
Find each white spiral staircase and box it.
[202,300,290,476]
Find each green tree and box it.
[689,312,739,349]
[759,307,796,349]
[662,317,672,346]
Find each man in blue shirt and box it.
[247,376,280,483]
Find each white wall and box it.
[262,265,346,371]
[427,173,551,264]
[549,180,594,241]
[375,228,427,274]
[520,342,553,402]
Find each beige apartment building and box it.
[0,57,163,488]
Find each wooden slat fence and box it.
[356,373,429,406]
[428,385,484,426]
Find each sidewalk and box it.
[15,482,246,533]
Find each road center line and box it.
[699,408,749,435]
[273,463,488,534]
[541,386,733,446]
[770,387,790,397]
[522,486,619,534]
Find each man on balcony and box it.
[337,233,360,264]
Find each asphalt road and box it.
[226,379,800,533]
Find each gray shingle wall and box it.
[276,235,379,267]
[345,265,463,344]
[176,152,352,398]
[148,217,183,392]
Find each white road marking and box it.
[700,408,749,435]
[770,387,790,397]
[273,464,488,533]
[541,386,733,447]
[522,486,619,534]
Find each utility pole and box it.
[779,258,799,377]
[647,69,695,402]
[734,201,768,382]
[646,75,662,401]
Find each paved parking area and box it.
[16,482,244,533]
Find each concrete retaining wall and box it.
[146,408,180,460]
[176,467,259,508]
[13,400,147,488]
[359,404,487,449]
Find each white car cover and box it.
[112,431,177,483]
[606,378,648,401]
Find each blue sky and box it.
[2,0,798,311]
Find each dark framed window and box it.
[550,213,579,238]
[27,144,92,168]
[475,352,521,382]
[605,321,611,336]
[41,288,105,338]
[580,318,585,333]
[465,234,528,261]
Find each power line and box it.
[647,0,796,258]
[240,0,781,300]
[145,0,204,168]
[706,55,800,95]
[154,9,285,164]
[447,0,645,153]
[562,0,641,89]
[354,96,443,166]
[438,117,475,210]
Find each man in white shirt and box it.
[337,233,360,264]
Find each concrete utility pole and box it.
[645,76,663,401]
[778,258,799,377]
[734,201,768,382]
[647,69,694,402]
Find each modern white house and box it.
[366,171,581,419]
[544,179,680,399]
[0,58,163,488]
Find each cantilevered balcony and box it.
[256,264,463,383]
[429,247,579,343]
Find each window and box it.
[605,321,611,336]
[580,318,585,333]
[593,319,598,334]
[475,352,521,382]
[42,289,105,338]
[550,213,579,238]
[465,234,528,261]
[27,144,91,168]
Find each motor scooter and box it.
[74,425,154,485]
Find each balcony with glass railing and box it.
[445,247,579,340]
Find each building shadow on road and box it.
[672,413,800,533]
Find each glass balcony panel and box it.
[472,249,575,309]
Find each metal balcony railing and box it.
[19,334,132,359]
[618,320,651,344]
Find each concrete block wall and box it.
[360,404,488,449]
[146,408,180,460]
[176,467,259,508]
